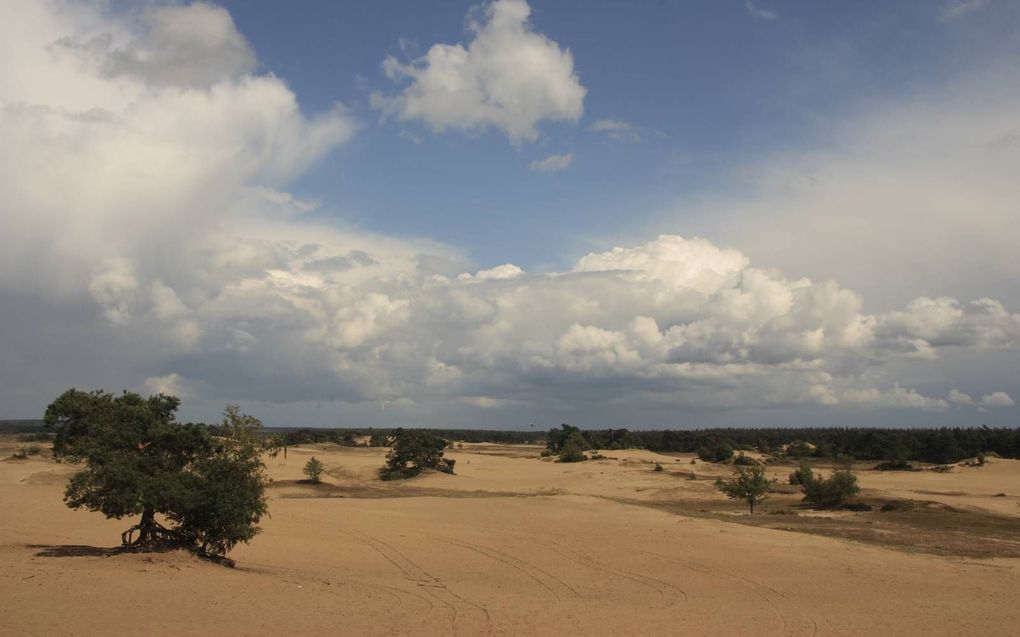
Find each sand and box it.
[1,440,1018,636]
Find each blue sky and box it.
[212,0,1020,270]
[1,0,1018,428]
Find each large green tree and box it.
[380,428,454,480]
[45,390,271,562]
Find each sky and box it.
[1,0,1018,428]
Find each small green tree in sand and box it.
[303,456,325,483]
[716,464,771,514]
[558,431,589,463]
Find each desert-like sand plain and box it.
[2,439,1019,636]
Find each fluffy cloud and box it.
[980,392,1015,408]
[948,389,975,405]
[57,2,257,88]
[529,152,574,173]
[372,0,586,144]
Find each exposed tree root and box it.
[119,511,235,567]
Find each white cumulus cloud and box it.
[372,0,586,144]
[980,392,1015,408]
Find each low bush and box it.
[802,469,860,508]
[558,431,589,463]
[303,456,324,483]
[788,460,814,485]
[697,440,734,463]
[732,453,760,466]
[785,441,814,458]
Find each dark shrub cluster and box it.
[380,429,455,480]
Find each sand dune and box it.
[1,441,1018,635]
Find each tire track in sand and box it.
[637,548,819,637]
[340,528,492,635]
[536,536,689,607]
[430,535,582,604]
[284,514,491,634]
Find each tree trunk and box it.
[121,507,174,547]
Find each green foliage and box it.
[303,456,325,483]
[380,429,455,480]
[44,390,270,558]
[558,431,589,463]
[802,469,860,508]
[732,453,760,466]
[696,440,734,463]
[546,424,591,454]
[716,465,771,514]
[788,460,814,485]
[785,441,815,458]
[165,406,271,557]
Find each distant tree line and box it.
[16,414,1017,465]
[642,427,1020,464]
[546,425,1020,465]
[256,427,541,447]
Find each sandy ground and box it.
[1,440,1019,636]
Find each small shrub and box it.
[10,445,41,459]
[716,465,770,514]
[558,431,590,463]
[697,440,734,463]
[802,469,860,508]
[785,441,814,458]
[303,456,324,483]
[732,453,760,466]
[788,460,813,485]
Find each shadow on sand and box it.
[27,543,182,558]
[27,544,120,558]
